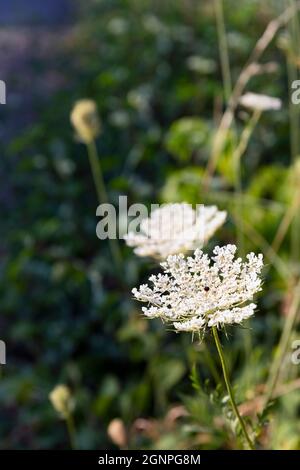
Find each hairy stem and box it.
[212,327,255,450]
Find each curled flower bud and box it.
[70,99,101,143]
[49,384,74,419]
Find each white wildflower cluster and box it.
[239,92,282,111]
[132,244,263,332]
[124,203,227,260]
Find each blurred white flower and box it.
[132,244,263,333]
[239,92,282,111]
[124,203,227,260]
[127,86,151,113]
[109,110,130,128]
[107,17,129,35]
[186,56,216,74]
[143,14,166,35]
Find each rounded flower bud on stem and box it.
[70,99,101,143]
[49,384,74,419]
[49,384,76,449]
[70,99,123,273]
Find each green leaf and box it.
[165,117,210,162]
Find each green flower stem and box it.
[212,327,254,450]
[263,280,300,408]
[287,0,300,262]
[66,413,76,450]
[203,341,222,385]
[86,139,122,271]
[214,0,232,102]
[87,140,108,204]
[233,109,261,255]
[232,109,261,373]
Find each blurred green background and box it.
[0,0,300,450]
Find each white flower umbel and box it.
[133,244,263,450]
[132,244,263,332]
[125,203,227,260]
[239,92,282,111]
[133,244,263,449]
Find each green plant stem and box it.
[233,109,261,257]
[286,0,300,262]
[212,327,254,450]
[87,140,109,203]
[214,0,232,102]
[86,139,122,271]
[66,413,76,450]
[204,3,298,192]
[214,0,245,253]
[269,189,300,255]
[203,341,222,385]
[233,213,292,285]
[232,109,261,365]
[263,280,300,408]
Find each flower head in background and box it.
[49,384,75,419]
[124,203,227,260]
[132,244,263,333]
[239,92,282,111]
[70,99,101,143]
